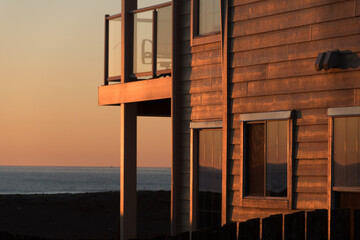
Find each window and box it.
[328,107,360,191]
[334,117,360,188]
[246,121,287,197]
[191,0,221,46]
[328,107,360,239]
[197,129,222,229]
[240,111,292,209]
[190,121,222,230]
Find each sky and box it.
[0,0,171,168]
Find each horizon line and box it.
[0,165,171,168]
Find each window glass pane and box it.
[334,117,360,187]
[134,11,153,74]
[157,6,172,71]
[266,121,287,197]
[213,130,222,180]
[197,129,221,230]
[246,123,265,196]
[334,117,347,187]
[108,17,121,77]
[199,0,220,35]
[346,117,359,186]
[212,130,222,229]
[198,129,206,216]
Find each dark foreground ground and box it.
[0,191,170,239]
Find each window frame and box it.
[190,121,222,231]
[328,107,360,194]
[190,0,221,46]
[239,111,293,209]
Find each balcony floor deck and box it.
[98,76,171,105]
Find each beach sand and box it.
[0,191,170,239]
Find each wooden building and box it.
[98,0,360,239]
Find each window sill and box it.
[191,32,221,46]
[333,186,360,192]
[241,197,290,209]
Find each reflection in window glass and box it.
[134,11,153,74]
[266,121,287,197]
[198,129,222,230]
[157,6,172,71]
[199,0,220,35]
[246,123,265,196]
[108,17,121,77]
[245,120,288,198]
[334,117,360,187]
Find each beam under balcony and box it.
[98,76,172,105]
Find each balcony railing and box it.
[105,13,122,83]
[104,2,172,85]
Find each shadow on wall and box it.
[337,50,360,69]
[316,50,360,71]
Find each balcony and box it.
[104,2,172,85]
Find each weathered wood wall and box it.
[177,0,360,229]
[228,0,360,222]
[178,0,223,232]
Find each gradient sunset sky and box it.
[0,0,171,168]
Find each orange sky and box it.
[0,0,171,168]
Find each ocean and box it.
[0,166,171,194]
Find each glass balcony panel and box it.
[108,17,122,77]
[138,0,170,8]
[157,6,172,71]
[134,11,153,74]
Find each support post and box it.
[120,103,137,240]
[121,0,137,83]
[120,1,137,238]
[152,10,158,79]
[220,0,229,226]
[104,15,109,86]
[171,0,181,235]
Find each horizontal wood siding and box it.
[228,0,360,223]
[178,0,223,231]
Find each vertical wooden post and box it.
[120,103,137,240]
[218,222,237,240]
[152,10,158,79]
[262,214,283,240]
[238,218,260,240]
[171,0,181,236]
[120,1,137,240]
[189,128,195,232]
[306,210,328,240]
[355,209,360,240]
[220,0,229,227]
[284,211,305,240]
[121,0,137,84]
[104,15,109,86]
[330,209,350,240]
